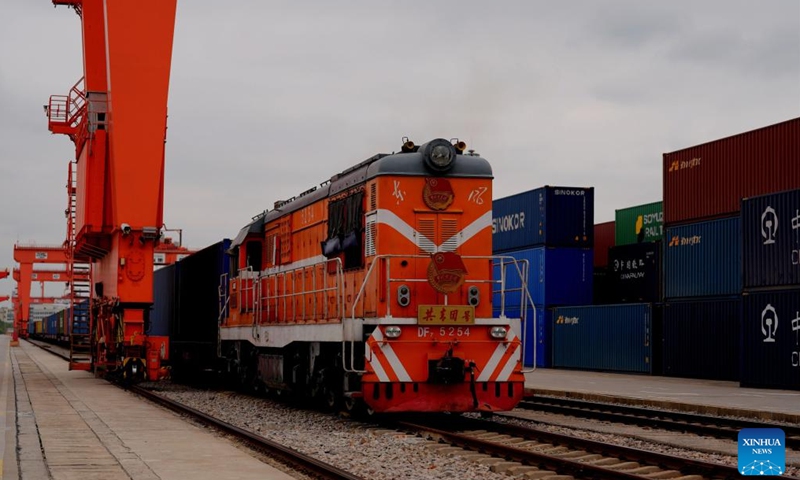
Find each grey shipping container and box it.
[492,186,594,252]
[663,217,741,298]
[662,297,741,381]
[552,303,652,374]
[741,188,800,289]
[741,288,800,390]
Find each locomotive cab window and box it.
[322,190,365,270]
[245,241,262,271]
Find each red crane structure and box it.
[44,0,177,380]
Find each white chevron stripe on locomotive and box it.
[476,330,519,382]
[375,209,491,253]
[367,328,412,382]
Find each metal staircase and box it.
[65,161,93,371]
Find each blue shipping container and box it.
[493,186,594,252]
[551,304,652,374]
[663,217,741,298]
[741,289,800,390]
[493,247,593,309]
[742,189,800,289]
[496,307,551,368]
[662,297,741,381]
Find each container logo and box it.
[667,157,701,173]
[793,312,800,367]
[553,189,585,196]
[492,212,526,234]
[668,235,701,247]
[762,304,778,343]
[738,428,785,476]
[761,206,779,245]
[555,315,579,325]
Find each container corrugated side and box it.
[150,263,176,336]
[663,117,800,225]
[594,221,615,267]
[615,201,663,245]
[493,246,593,309]
[171,239,231,381]
[607,242,661,303]
[741,288,800,390]
[662,297,741,381]
[593,267,614,305]
[551,303,652,374]
[492,186,594,252]
[741,188,800,289]
[497,306,551,368]
[663,217,741,298]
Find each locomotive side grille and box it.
[440,218,459,252]
[369,182,377,211]
[365,213,377,257]
[417,218,435,254]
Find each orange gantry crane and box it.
[12,245,71,342]
[44,0,178,380]
[0,269,8,304]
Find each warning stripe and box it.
[476,331,519,382]
[493,339,521,382]
[365,329,412,382]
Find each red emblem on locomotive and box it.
[423,178,455,211]
[427,251,468,294]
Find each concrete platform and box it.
[524,368,800,423]
[0,337,297,480]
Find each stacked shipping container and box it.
[661,118,800,382]
[492,186,594,367]
[740,189,800,390]
[592,221,615,305]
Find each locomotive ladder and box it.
[66,161,93,371]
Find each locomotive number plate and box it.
[418,305,475,325]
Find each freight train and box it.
[155,138,534,413]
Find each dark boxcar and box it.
[493,247,593,309]
[741,288,800,390]
[552,303,652,374]
[607,242,661,303]
[663,117,800,226]
[497,306,551,368]
[663,217,741,298]
[492,186,594,252]
[615,201,663,245]
[594,221,615,267]
[662,297,741,381]
[742,189,800,289]
[171,239,231,381]
[150,263,177,336]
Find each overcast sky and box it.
[1,0,798,302]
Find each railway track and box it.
[25,339,365,480]
[520,395,800,450]
[395,414,784,479]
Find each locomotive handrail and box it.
[345,254,537,374]
[256,258,344,325]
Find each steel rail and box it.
[521,396,800,450]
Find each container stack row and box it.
[492,186,594,368]
[661,117,799,384]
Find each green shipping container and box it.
[615,201,663,245]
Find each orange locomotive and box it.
[221,138,530,413]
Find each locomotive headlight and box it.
[385,326,402,339]
[422,138,457,172]
[490,326,508,339]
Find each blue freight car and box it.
[492,186,594,252]
[552,303,653,374]
[741,188,800,289]
[663,217,741,298]
[662,297,741,381]
[494,247,593,309]
[741,288,800,390]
